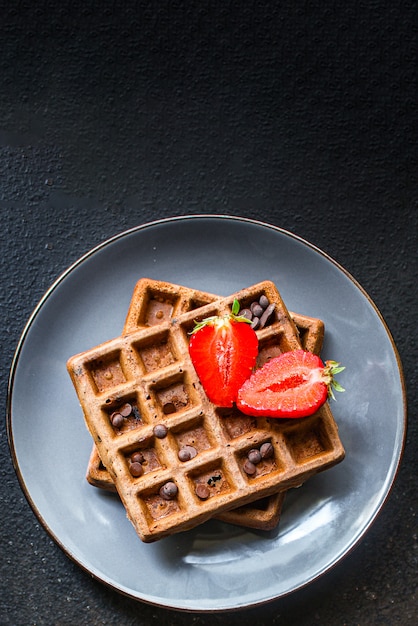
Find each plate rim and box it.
[6,214,408,612]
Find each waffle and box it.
[86,284,326,530]
[68,279,345,542]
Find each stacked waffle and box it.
[67,279,344,542]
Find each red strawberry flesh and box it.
[236,350,329,418]
[189,318,258,407]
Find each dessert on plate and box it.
[85,279,327,531]
[67,279,345,542]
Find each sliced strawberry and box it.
[189,301,258,407]
[237,349,345,418]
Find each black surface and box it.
[1,2,417,624]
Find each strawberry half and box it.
[237,349,345,418]
[188,300,258,407]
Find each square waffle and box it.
[67,280,345,542]
[85,281,326,530]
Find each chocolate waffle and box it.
[68,280,344,542]
[86,281,326,530]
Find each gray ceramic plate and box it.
[7,215,406,612]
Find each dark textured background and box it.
[1,2,417,624]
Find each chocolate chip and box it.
[243,460,257,475]
[258,303,276,329]
[119,402,133,417]
[260,442,274,459]
[159,482,178,500]
[110,412,124,428]
[178,445,197,462]
[195,484,210,500]
[153,424,168,438]
[131,451,145,464]
[250,316,260,330]
[239,308,253,320]
[163,402,176,414]
[259,295,269,309]
[248,448,262,464]
[129,462,144,477]
[250,303,264,318]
